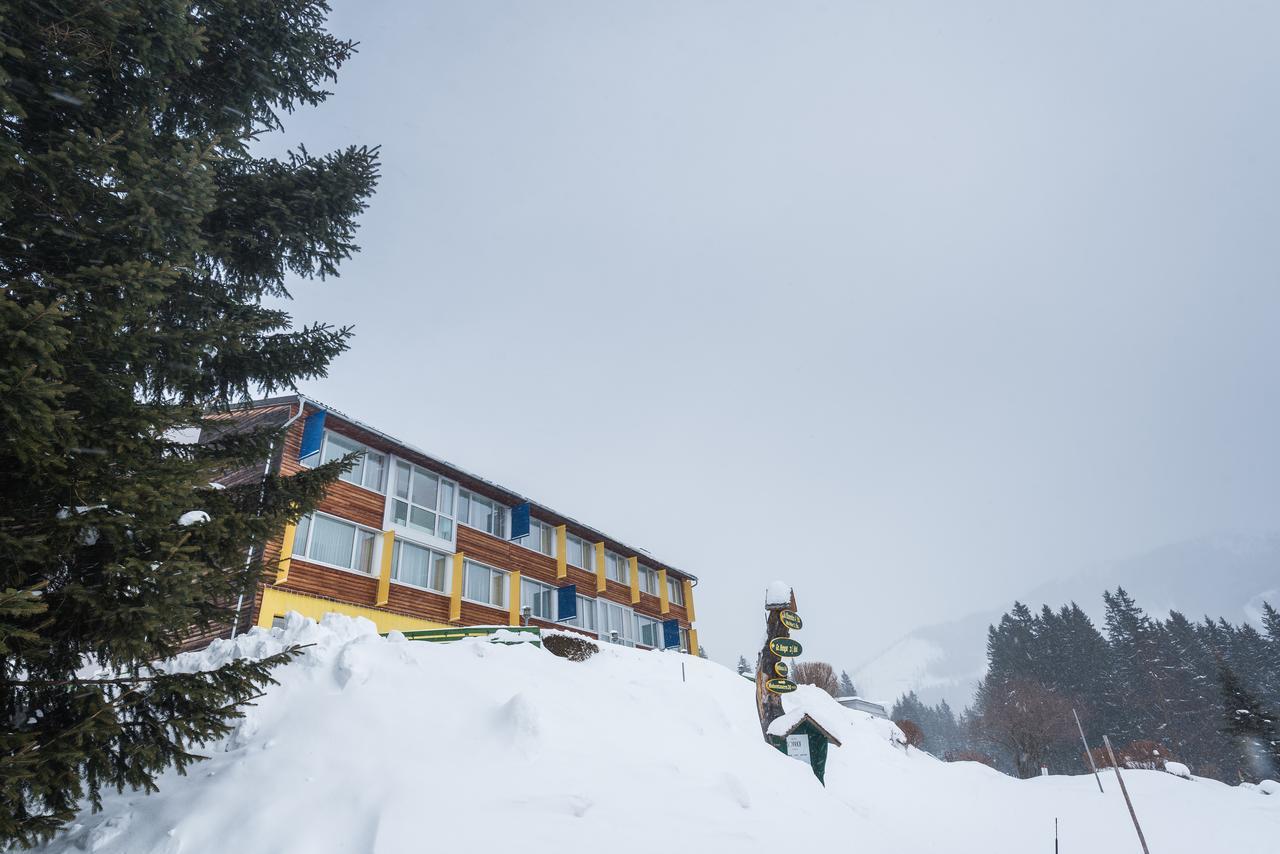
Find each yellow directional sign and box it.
[780,610,802,630]
[766,678,798,694]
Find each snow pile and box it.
[42,614,1280,854]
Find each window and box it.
[457,488,506,538]
[636,614,661,648]
[605,550,629,584]
[391,461,456,540]
[291,512,377,574]
[391,539,450,593]
[680,627,692,654]
[565,594,597,633]
[318,431,386,492]
[521,518,556,557]
[667,576,685,605]
[638,564,660,596]
[520,577,556,621]
[598,599,634,646]
[566,533,594,571]
[462,559,507,608]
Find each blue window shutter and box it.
[556,585,577,622]
[298,410,326,464]
[662,619,681,650]
[510,502,531,540]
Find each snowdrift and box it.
[43,614,1280,853]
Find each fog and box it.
[261,1,1280,671]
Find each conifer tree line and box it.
[891,589,1280,783]
[1,0,377,846]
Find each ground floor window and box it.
[598,599,635,646]
[521,577,556,621]
[392,539,450,593]
[636,614,661,648]
[463,559,508,608]
[564,594,597,632]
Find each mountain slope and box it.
[854,533,1280,708]
[42,613,1278,853]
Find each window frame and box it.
[667,575,685,605]
[564,593,598,633]
[460,558,509,609]
[389,459,458,543]
[517,517,557,558]
[604,549,629,584]
[520,576,557,621]
[389,538,452,595]
[565,533,594,571]
[638,564,660,596]
[314,430,388,494]
[290,510,380,576]
[457,488,508,539]
[597,598,635,647]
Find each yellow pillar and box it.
[688,627,699,656]
[509,570,522,626]
[276,523,296,584]
[682,579,696,622]
[594,542,606,593]
[658,568,670,614]
[555,525,567,579]
[449,552,465,622]
[375,530,395,606]
[628,556,640,604]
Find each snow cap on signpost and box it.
[766,581,793,609]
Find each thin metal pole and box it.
[1073,707,1105,793]
[1055,817,1059,854]
[681,661,686,683]
[1103,734,1151,854]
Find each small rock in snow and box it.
[1259,779,1279,795]
[1165,761,1192,779]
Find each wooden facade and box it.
[207,396,700,653]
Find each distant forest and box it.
[891,589,1279,783]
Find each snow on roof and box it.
[766,709,843,746]
[765,581,792,607]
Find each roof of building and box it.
[230,394,698,583]
[766,710,844,746]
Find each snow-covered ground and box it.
[44,614,1279,853]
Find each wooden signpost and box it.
[756,585,800,735]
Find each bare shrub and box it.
[543,632,598,662]
[791,661,839,695]
[895,719,925,748]
[1088,739,1173,771]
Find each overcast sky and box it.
[262,1,1280,670]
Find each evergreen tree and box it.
[736,655,750,676]
[838,669,857,697]
[1,1,378,845]
[1218,661,1280,782]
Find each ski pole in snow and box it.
[1103,734,1150,854]
[1055,817,1059,854]
[1073,707,1104,793]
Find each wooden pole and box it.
[1073,707,1105,793]
[755,589,795,737]
[1103,734,1150,854]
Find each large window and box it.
[564,594,597,633]
[520,577,556,621]
[291,513,377,574]
[598,599,635,646]
[462,559,507,608]
[391,461,456,540]
[636,614,662,648]
[638,564,660,596]
[317,431,386,492]
[391,539,449,593]
[457,489,506,538]
[605,550,629,584]
[667,576,685,605]
[522,518,556,557]
[566,533,594,571]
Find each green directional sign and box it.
[768,637,802,658]
[766,678,798,694]
[780,610,803,630]
[774,661,790,678]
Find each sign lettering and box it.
[779,610,803,630]
[768,637,802,658]
[766,678,798,694]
